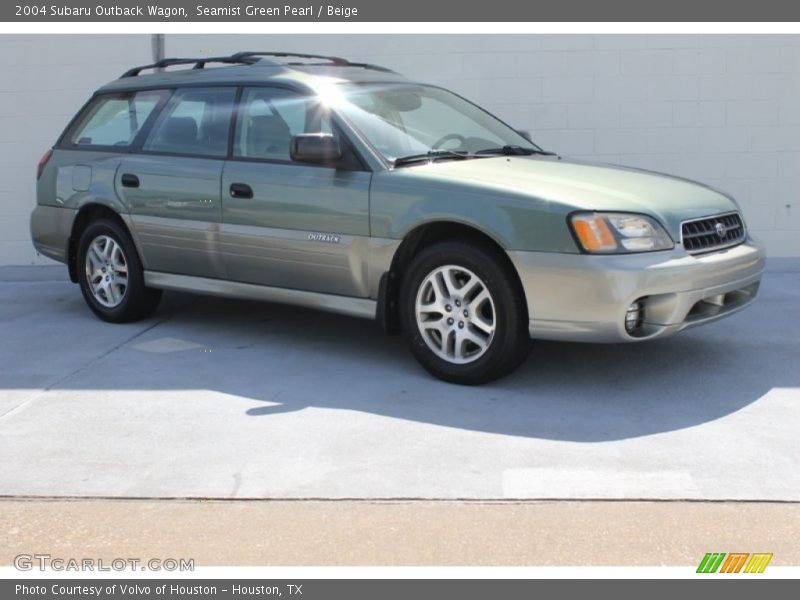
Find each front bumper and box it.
[508,238,766,343]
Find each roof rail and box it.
[120,52,396,78]
[120,56,258,78]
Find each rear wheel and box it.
[77,218,161,323]
[399,240,531,384]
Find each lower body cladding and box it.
[32,203,765,345]
[143,270,377,320]
[508,239,766,343]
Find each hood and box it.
[403,156,739,240]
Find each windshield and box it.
[325,83,540,163]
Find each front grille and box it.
[681,212,745,254]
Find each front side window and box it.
[233,87,332,161]
[70,91,167,148]
[325,83,538,162]
[144,87,236,157]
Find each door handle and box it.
[229,183,253,199]
[120,173,140,188]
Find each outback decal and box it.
[307,233,342,244]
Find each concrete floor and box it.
[0,261,798,500]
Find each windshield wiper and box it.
[475,145,557,157]
[393,149,473,167]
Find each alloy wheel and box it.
[414,265,496,364]
[84,234,128,308]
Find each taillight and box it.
[36,149,53,180]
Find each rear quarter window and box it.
[67,90,169,149]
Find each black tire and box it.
[399,239,531,385]
[76,218,161,323]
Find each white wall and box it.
[1,34,798,264]
[0,35,151,264]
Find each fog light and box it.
[625,300,644,334]
[705,294,726,307]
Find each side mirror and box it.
[516,129,533,143]
[290,133,342,165]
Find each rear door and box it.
[220,86,372,297]
[116,86,237,278]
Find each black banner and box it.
[4,579,797,600]
[4,0,800,22]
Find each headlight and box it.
[569,212,674,254]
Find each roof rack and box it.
[121,56,258,78]
[120,52,396,79]
[229,51,351,65]
[230,51,396,73]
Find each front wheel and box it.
[77,218,161,323]
[399,240,531,384]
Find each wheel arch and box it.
[377,220,527,333]
[67,203,132,283]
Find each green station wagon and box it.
[31,52,765,384]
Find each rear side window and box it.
[144,87,237,157]
[69,91,168,148]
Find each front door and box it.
[220,86,371,297]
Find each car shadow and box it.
[228,301,798,442]
[2,269,798,443]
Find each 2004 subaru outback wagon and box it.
[31,52,766,384]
